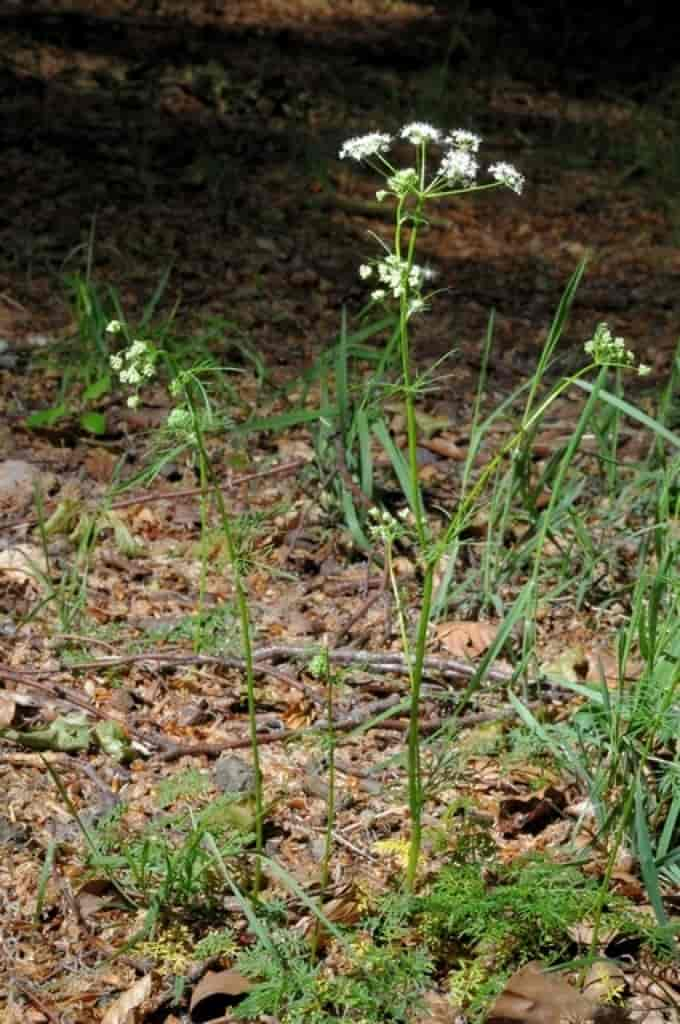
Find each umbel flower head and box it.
[339,121,524,195]
[584,322,650,376]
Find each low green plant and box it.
[83,788,250,936]
[511,537,680,933]
[26,265,172,436]
[419,855,661,1019]
[234,910,432,1024]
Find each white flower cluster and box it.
[584,322,650,376]
[359,254,436,309]
[339,121,524,195]
[446,130,481,152]
[339,131,392,161]
[400,122,442,145]
[436,148,478,187]
[108,324,157,408]
[488,162,525,195]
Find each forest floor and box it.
[0,1,679,1022]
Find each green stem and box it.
[187,401,263,895]
[312,647,336,960]
[195,451,209,652]
[393,175,434,888]
[405,561,435,890]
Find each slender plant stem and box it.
[312,647,336,960]
[185,396,263,895]
[195,451,209,652]
[405,561,435,890]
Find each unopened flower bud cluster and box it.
[584,322,650,376]
[107,321,157,408]
[368,505,411,543]
[166,406,198,445]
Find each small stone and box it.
[214,754,255,794]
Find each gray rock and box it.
[213,754,255,795]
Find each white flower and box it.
[638,364,651,376]
[359,264,373,279]
[371,289,386,302]
[126,339,149,361]
[489,162,524,195]
[339,132,392,161]
[407,297,426,317]
[106,319,123,334]
[437,149,478,186]
[376,253,409,298]
[446,130,481,153]
[408,263,426,288]
[110,354,123,371]
[421,265,438,281]
[376,190,388,201]
[121,366,141,385]
[400,122,442,145]
[127,394,140,408]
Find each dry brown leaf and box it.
[409,990,461,1024]
[0,693,17,728]
[419,436,467,460]
[0,544,46,583]
[540,645,589,683]
[499,786,566,837]
[84,447,118,483]
[101,973,152,1024]
[435,620,498,659]
[488,961,595,1024]
[189,969,252,1021]
[583,961,626,1003]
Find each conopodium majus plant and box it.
[341,122,650,890]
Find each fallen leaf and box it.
[0,692,17,728]
[540,645,589,683]
[436,620,499,659]
[189,969,252,1021]
[499,786,566,837]
[489,961,595,1024]
[409,990,460,1024]
[583,960,626,1003]
[101,973,152,1024]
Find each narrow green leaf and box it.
[634,784,670,926]
[573,380,680,449]
[233,406,335,435]
[261,856,352,951]
[357,408,373,498]
[373,419,417,514]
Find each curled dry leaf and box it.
[435,620,498,659]
[189,969,252,1022]
[488,961,595,1024]
[101,973,152,1024]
